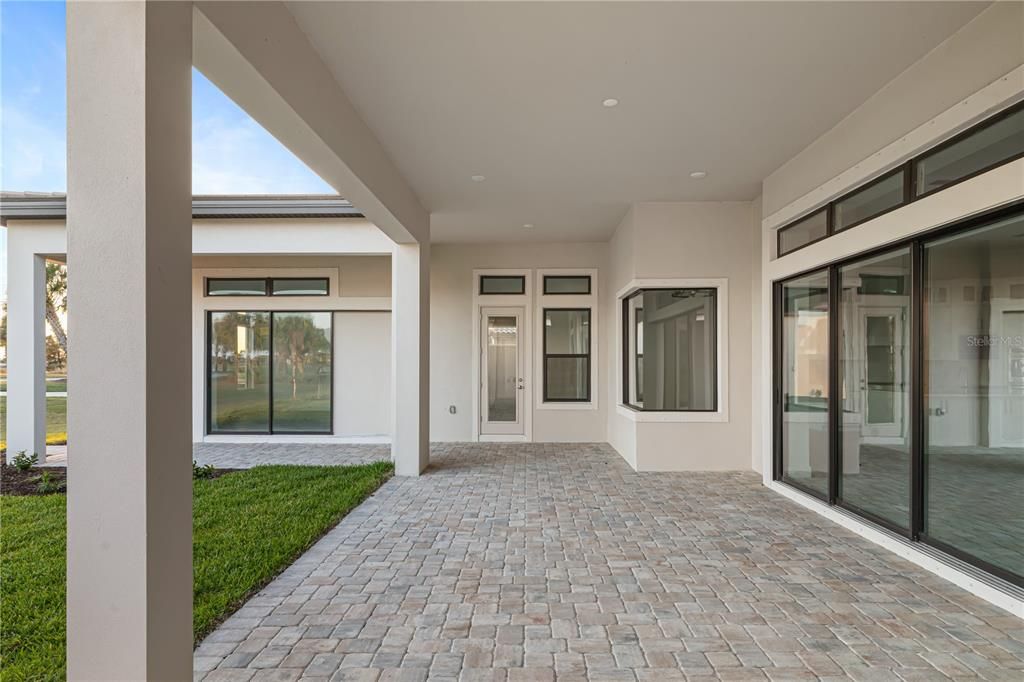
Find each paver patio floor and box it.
[194,443,1024,681]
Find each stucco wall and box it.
[430,242,609,442]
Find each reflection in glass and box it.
[779,210,828,255]
[834,171,905,231]
[486,316,518,422]
[271,278,328,296]
[209,312,271,431]
[838,249,911,527]
[924,213,1024,578]
[272,312,332,432]
[781,271,830,496]
[916,107,1024,196]
[544,309,590,401]
[544,276,591,295]
[480,276,525,295]
[207,278,267,296]
[625,289,715,411]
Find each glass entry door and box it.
[861,309,905,438]
[480,307,525,435]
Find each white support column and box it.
[66,2,193,679]
[5,245,46,459]
[391,242,430,476]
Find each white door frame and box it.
[471,269,533,442]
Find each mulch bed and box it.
[1,465,242,496]
[1,466,68,496]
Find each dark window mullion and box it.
[910,242,925,540]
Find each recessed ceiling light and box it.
[471,175,486,182]
[690,171,707,179]
[523,223,534,229]
[602,98,619,108]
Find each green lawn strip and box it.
[0,495,66,682]
[0,462,393,680]
[0,396,67,451]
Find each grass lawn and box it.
[0,396,68,452]
[0,462,393,681]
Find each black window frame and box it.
[542,308,592,403]
[205,309,335,436]
[205,277,330,297]
[479,275,526,296]
[543,275,592,296]
[621,287,719,413]
[775,100,1024,258]
[771,200,1024,589]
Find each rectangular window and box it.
[271,278,329,296]
[208,312,271,431]
[543,275,591,295]
[543,309,591,402]
[923,213,1023,580]
[834,169,906,232]
[778,209,828,256]
[624,288,716,411]
[915,105,1024,198]
[479,275,525,295]
[778,271,830,499]
[207,278,268,296]
[208,311,333,434]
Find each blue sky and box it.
[0,0,333,194]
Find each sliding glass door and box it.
[208,311,333,434]
[923,214,1024,580]
[778,270,830,498]
[774,205,1024,586]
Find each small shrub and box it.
[193,461,216,480]
[12,451,38,471]
[36,471,65,495]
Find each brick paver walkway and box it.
[195,443,1024,681]
[193,442,390,469]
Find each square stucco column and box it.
[5,246,46,459]
[392,242,430,475]
[66,2,193,679]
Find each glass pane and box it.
[271,278,328,296]
[781,271,830,496]
[924,212,1024,578]
[480,276,525,295]
[544,276,591,295]
[209,312,270,432]
[486,316,518,422]
[778,210,828,255]
[544,309,590,354]
[626,294,644,405]
[834,171,905,232]
[207,278,267,296]
[838,248,911,527]
[629,289,715,411]
[546,357,589,401]
[272,312,332,433]
[916,107,1024,196]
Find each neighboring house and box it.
[4,2,1022,677]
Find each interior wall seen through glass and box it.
[838,248,912,527]
[626,289,715,411]
[924,213,1024,578]
[544,309,590,401]
[486,315,519,422]
[780,271,830,497]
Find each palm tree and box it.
[45,262,68,353]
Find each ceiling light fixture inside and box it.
[690,171,707,179]
[523,223,534,229]
[471,175,486,182]
[602,98,619,108]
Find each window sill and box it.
[616,404,728,423]
[537,402,598,411]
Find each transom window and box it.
[479,275,526,295]
[206,277,329,297]
[543,275,591,295]
[623,288,717,412]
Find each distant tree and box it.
[1,300,7,350]
[46,335,66,371]
[45,262,68,353]
[272,314,329,399]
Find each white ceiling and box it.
[287,1,987,243]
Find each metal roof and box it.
[0,192,363,223]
